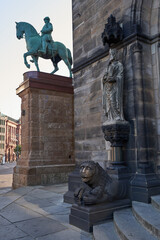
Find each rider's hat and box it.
[44,16,50,21]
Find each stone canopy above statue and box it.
[102,14,123,46]
[16,17,72,77]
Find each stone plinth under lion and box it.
[69,161,130,232]
[12,71,75,188]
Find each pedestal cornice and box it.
[16,71,73,95]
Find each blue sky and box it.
[0,0,72,119]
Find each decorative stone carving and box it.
[102,120,130,147]
[102,14,123,46]
[102,48,124,121]
[74,161,126,205]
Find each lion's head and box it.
[80,161,99,183]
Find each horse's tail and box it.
[67,48,72,66]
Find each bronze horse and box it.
[16,22,72,77]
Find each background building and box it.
[0,113,6,163]
[0,112,21,163]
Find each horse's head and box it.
[16,21,39,40]
[16,22,24,39]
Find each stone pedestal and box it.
[69,199,131,232]
[102,120,130,147]
[102,120,131,197]
[63,166,81,204]
[13,71,75,188]
[102,120,130,167]
[131,162,160,203]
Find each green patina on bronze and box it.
[16,18,72,77]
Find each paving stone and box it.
[15,216,67,238]
[15,194,70,216]
[42,204,70,216]
[15,200,51,216]
[43,183,68,193]
[0,202,42,223]
[0,195,20,210]
[0,224,27,240]
[16,237,34,240]
[6,186,35,197]
[48,212,69,226]
[0,215,12,226]
[36,228,94,240]
[0,187,12,195]
[57,201,71,208]
[15,195,57,208]
[27,188,62,200]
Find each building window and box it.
[0,144,4,149]
[0,127,5,133]
[0,135,4,141]
[0,120,5,125]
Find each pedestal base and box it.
[13,71,75,189]
[13,164,75,189]
[69,199,131,232]
[102,120,130,147]
[63,166,81,204]
[131,172,160,203]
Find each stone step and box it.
[151,195,160,211]
[132,201,160,239]
[114,208,157,240]
[93,221,120,240]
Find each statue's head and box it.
[109,48,117,61]
[80,161,97,183]
[44,16,50,23]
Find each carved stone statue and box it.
[103,48,124,121]
[74,161,126,205]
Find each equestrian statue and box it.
[16,17,72,77]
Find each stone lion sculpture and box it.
[74,161,126,205]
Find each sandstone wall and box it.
[72,0,160,173]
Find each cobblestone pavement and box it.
[0,163,94,240]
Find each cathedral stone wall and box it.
[72,0,160,173]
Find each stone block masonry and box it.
[13,71,75,188]
[71,0,160,204]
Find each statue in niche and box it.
[74,161,126,205]
[103,48,124,121]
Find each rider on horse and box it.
[38,17,54,55]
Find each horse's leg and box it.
[23,50,36,69]
[30,56,40,71]
[50,58,59,74]
[63,58,72,78]
[57,49,72,77]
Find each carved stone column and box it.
[130,42,160,203]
